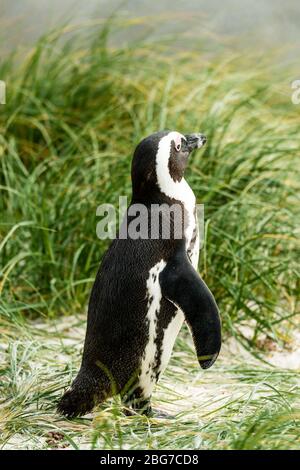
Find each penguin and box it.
[57,130,221,418]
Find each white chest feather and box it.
[139,260,166,397]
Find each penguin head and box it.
[131,130,206,200]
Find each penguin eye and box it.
[174,140,181,152]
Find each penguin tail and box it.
[57,368,109,418]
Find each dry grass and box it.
[0,315,299,450]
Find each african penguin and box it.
[57,130,221,417]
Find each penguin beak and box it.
[185,133,207,152]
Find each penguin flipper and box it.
[159,245,221,369]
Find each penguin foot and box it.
[122,404,153,417]
[149,409,175,420]
[122,406,174,420]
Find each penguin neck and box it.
[157,175,196,211]
[155,142,196,212]
[154,175,196,250]
[154,139,197,248]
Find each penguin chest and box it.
[139,260,184,398]
[138,209,199,399]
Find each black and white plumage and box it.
[57,130,221,417]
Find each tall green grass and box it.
[0,20,299,348]
[0,19,299,451]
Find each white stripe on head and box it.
[155,132,196,245]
